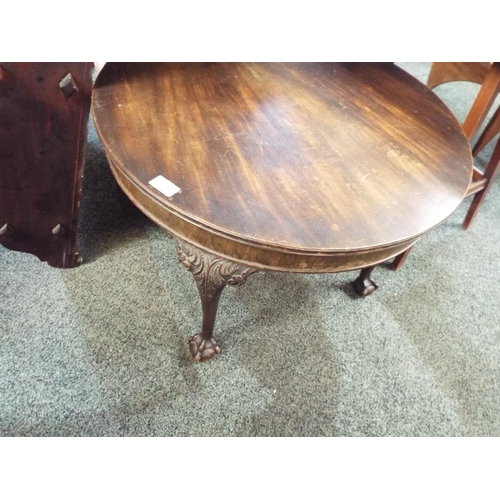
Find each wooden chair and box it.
[392,62,500,270]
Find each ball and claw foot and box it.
[188,334,221,362]
[353,276,378,297]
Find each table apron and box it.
[109,156,420,273]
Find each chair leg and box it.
[472,105,500,155]
[463,137,500,229]
[462,63,500,143]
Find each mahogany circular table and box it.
[92,63,473,362]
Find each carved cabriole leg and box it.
[175,238,258,362]
[353,265,378,297]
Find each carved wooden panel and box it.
[0,62,93,267]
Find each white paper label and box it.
[148,175,181,198]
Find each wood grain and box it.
[93,63,472,272]
[427,62,493,89]
[0,62,93,267]
[461,62,500,143]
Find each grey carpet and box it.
[1,63,499,436]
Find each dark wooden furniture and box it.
[92,63,472,362]
[472,103,500,156]
[392,62,500,270]
[0,63,93,267]
[427,62,494,91]
[455,63,500,229]
[428,62,500,227]
[393,62,500,270]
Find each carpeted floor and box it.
[1,63,499,436]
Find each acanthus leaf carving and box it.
[175,238,257,302]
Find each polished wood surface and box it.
[461,63,500,144]
[92,62,474,361]
[427,62,500,229]
[462,63,500,228]
[0,62,93,267]
[427,62,500,152]
[396,62,500,268]
[93,63,472,272]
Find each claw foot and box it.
[353,276,378,297]
[188,334,221,362]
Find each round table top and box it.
[93,63,472,255]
